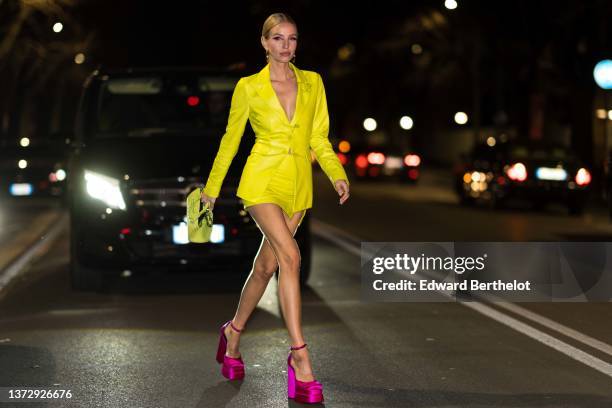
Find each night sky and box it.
[2,0,611,166]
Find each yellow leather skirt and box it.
[242,155,307,227]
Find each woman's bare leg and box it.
[223,205,304,360]
[245,204,314,382]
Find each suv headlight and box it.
[84,169,126,210]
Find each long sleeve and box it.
[309,73,350,187]
[203,77,250,198]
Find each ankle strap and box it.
[230,321,244,333]
[290,343,307,351]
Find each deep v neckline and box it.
[268,65,299,124]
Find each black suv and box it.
[67,67,311,291]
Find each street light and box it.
[363,117,377,131]
[454,111,468,125]
[444,0,458,10]
[52,22,63,33]
[594,59,612,163]
[594,59,612,218]
[594,60,612,90]
[596,109,607,119]
[399,116,413,130]
[74,53,85,64]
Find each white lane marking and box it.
[400,263,612,359]
[491,300,612,358]
[311,218,612,379]
[309,218,361,255]
[460,300,612,377]
[0,212,68,294]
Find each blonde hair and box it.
[261,13,298,39]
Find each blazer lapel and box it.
[252,62,311,125]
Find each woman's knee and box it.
[247,204,300,271]
[253,258,278,281]
[278,243,301,271]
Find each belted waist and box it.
[250,142,309,158]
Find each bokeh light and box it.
[363,118,377,131]
[399,116,414,130]
[454,112,468,125]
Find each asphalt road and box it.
[0,168,611,407]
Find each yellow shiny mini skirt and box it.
[242,155,307,227]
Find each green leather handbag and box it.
[186,187,213,243]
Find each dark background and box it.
[1,0,611,170]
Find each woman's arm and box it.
[203,77,250,198]
[309,73,350,187]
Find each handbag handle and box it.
[197,195,213,228]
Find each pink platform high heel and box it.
[215,320,245,380]
[287,343,324,404]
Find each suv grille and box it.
[124,176,240,209]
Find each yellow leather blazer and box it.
[203,62,349,211]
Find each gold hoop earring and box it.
[265,50,269,61]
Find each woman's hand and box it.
[200,190,216,211]
[334,179,350,205]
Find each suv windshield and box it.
[94,75,238,137]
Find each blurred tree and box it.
[351,0,611,167]
[0,0,94,142]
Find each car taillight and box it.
[506,162,527,182]
[187,96,200,106]
[355,154,368,169]
[367,152,385,165]
[404,154,421,167]
[337,152,348,165]
[575,168,591,186]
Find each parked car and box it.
[349,143,421,183]
[454,140,591,215]
[67,67,311,291]
[0,138,68,200]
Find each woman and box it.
[200,12,350,403]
